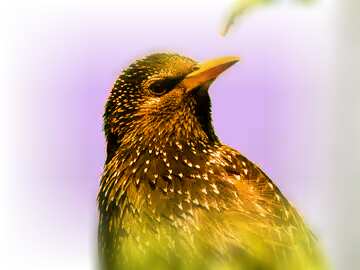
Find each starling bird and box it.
[98,53,325,270]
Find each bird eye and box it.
[149,80,167,96]
[191,65,200,72]
[148,77,184,96]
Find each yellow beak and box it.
[180,56,240,92]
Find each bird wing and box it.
[188,145,325,269]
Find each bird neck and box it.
[114,116,218,156]
[192,88,218,143]
[104,90,219,163]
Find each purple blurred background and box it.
[4,0,358,269]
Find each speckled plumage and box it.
[98,53,325,270]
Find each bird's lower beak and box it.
[180,56,240,93]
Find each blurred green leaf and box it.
[222,0,317,36]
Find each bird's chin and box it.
[184,81,212,97]
[189,84,211,103]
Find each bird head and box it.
[104,53,239,162]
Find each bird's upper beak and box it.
[180,56,240,93]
